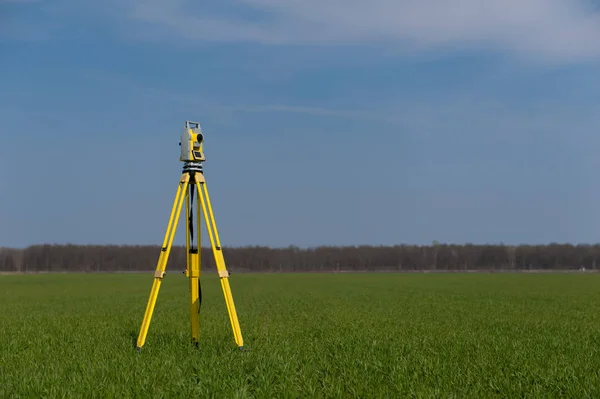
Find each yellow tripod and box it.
[135,121,244,351]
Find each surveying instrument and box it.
[135,121,244,351]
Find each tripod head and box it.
[180,121,205,163]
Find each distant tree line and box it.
[1,243,599,273]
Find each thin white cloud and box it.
[122,0,600,63]
[226,104,405,123]
[0,0,42,3]
[75,68,600,139]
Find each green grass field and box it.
[1,272,600,398]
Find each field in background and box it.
[1,273,600,397]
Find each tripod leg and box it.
[136,173,190,350]
[189,183,201,345]
[195,176,244,349]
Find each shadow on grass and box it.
[129,330,138,349]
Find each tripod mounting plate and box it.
[182,161,204,174]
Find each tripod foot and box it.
[238,346,248,352]
[135,347,142,353]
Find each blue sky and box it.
[1,0,600,248]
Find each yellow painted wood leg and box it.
[196,177,245,350]
[136,175,189,350]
